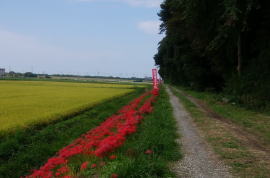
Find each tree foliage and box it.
[155,0,270,109]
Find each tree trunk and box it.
[237,33,242,76]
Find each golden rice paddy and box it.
[0,80,135,131]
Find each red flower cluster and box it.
[26,89,158,178]
[111,173,118,178]
[152,88,159,96]
[109,155,117,160]
[144,149,153,155]
[80,162,88,170]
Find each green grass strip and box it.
[79,86,182,177]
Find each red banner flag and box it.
[152,69,158,89]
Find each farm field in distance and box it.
[0,80,138,132]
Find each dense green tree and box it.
[155,0,270,108]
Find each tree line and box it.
[155,0,270,109]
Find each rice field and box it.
[0,80,135,132]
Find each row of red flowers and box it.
[26,88,159,178]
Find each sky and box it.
[0,0,163,78]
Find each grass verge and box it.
[0,88,144,178]
[73,86,182,177]
[171,86,269,177]
[176,86,270,144]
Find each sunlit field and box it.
[0,80,135,132]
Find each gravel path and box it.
[166,86,232,178]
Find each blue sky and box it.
[0,0,163,77]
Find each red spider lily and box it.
[111,173,118,178]
[109,155,117,160]
[145,149,153,155]
[55,166,69,177]
[91,163,97,168]
[152,88,159,96]
[80,162,88,170]
[62,176,72,178]
[26,88,158,178]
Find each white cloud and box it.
[75,0,162,8]
[137,20,161,35]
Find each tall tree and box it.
[155,0,270,108]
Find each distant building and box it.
[0,68,5,77]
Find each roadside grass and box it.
[71,86,182,177]
[0,88,145,178]
[176,86,270,144]
[171,86,269,177]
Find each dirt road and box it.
[166,86,232,178]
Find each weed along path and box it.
[166,86,232,178]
